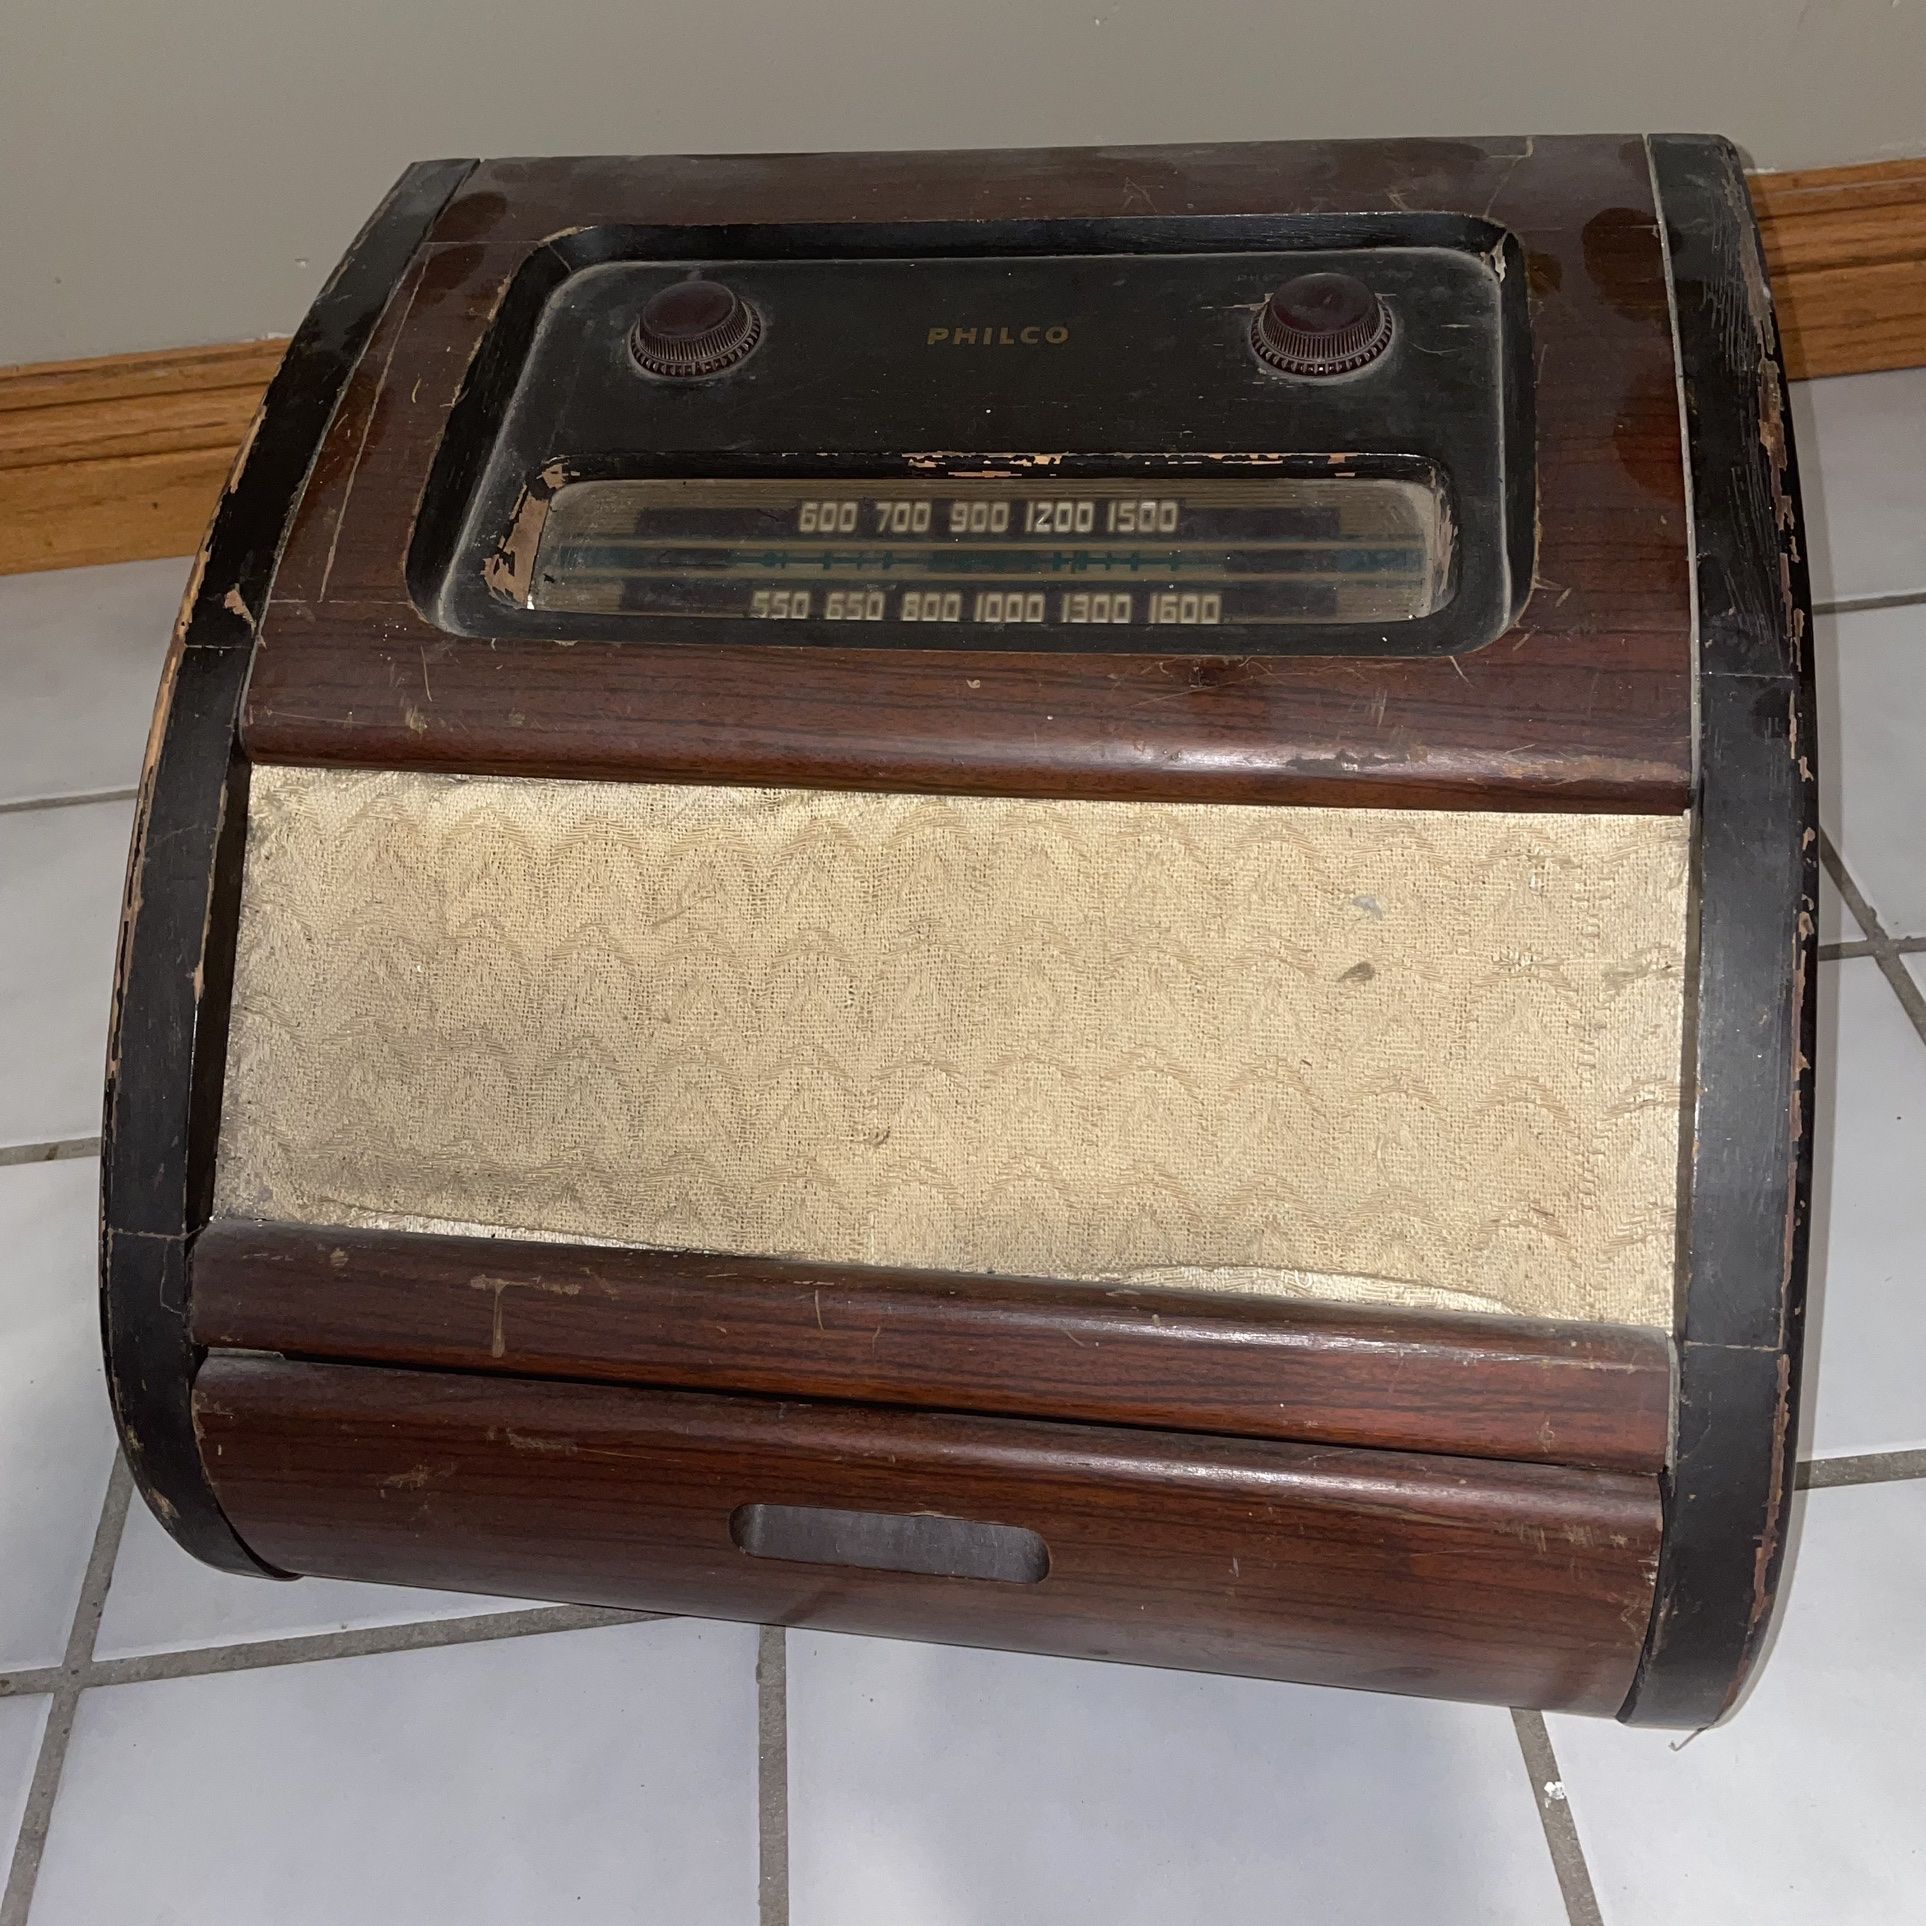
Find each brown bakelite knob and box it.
[1252,272,1393,377]
[630,279,763,377]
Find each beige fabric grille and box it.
[214,766,1690,1329]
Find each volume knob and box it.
[1252,272,1393,378]
[630,279,763,378]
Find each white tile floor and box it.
[0,1162,117,1676]
[1549,1483,1926,1926]
[1,368,1923,1925]
[30,1620,761,1926]
[0,800,137,1150]
[786,1635,1571,1926]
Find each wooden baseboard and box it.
[0,340,286,576]
[1751,157,1926,380]
[2,155,1921,577]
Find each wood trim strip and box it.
[189,1220,1674,1474]
[98,160,476,1580]
[195,1353,1663,1714]
[1751,157,1926,379]
[1623,135,1816,1730]
[0,341,285,575]
[2,154,1917,581]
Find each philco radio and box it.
[102,135,1814,1726]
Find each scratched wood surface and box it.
[189,1220,1675,1474]
[197,1352,1664,1715]
[1620,135,1817,1730]
[97,162,478,1579]
[242,136,1696,811]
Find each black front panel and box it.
[420,217,1533,656]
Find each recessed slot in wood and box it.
[730,1502,1050,1583]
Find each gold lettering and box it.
[1045,324,1070,345]
[954,327,977,345]
[926,327,949,345]
[1019,325,1039,343]
[997,327,1015,345]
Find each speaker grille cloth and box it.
[214,766,1690,1328]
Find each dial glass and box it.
[522,472,1453,631]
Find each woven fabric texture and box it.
[214,767,1691,1328]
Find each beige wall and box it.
[2,0,1922,365]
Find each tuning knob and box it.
[1252,272,1393,378]
[630,279,763,378]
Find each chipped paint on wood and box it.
[469,1271,584,1359]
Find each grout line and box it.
[757,1626,790,1926]
[0,786,139,818]
[1820,831,1926,1048]
[0,1137,100,1170]
[1811,589,1926,618]
[1511,1709,1605,1926]
[1827,938,1926,960]
[84,1602,657,1687]
[0,1458,132,1926]
[0,1601,657,1700]
[1799,1448,1926,1489]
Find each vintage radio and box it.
[102,135,1814,1725]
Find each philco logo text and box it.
[926,324,1071,346]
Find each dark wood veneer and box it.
[189,1221,1673,1475]
[242,136,1693,810]
[196,1356,1663,1716]
[97,160,475,1576]
[1620,135,1817,1729]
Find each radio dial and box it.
[1253,272,1393,377]
[630,279,763,378]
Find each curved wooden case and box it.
[101,135,1813,1727]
